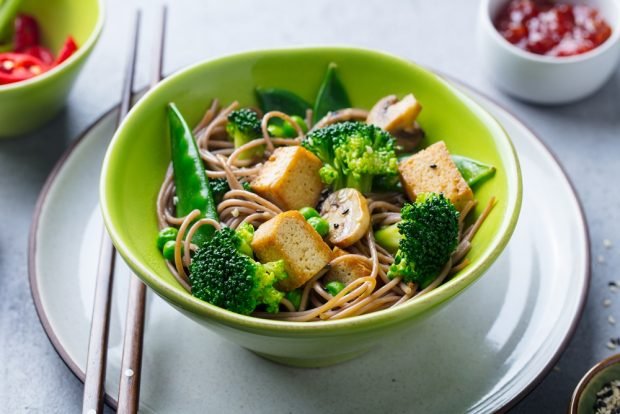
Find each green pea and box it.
[282,116,309,137]
[267,123,285,137]
[291,115,308,133]
[325,281,345,296]
[307,216,329,237]
[299,206,320,220]
[157,227,178,250]
[162,240,182,261]
[285,289,302,310]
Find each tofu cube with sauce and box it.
[398,141,473,211]
[250,146,323,211]
[251,211,332,291]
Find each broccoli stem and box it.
[374,224,402,254]
[345,174,373,194]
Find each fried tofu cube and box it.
[250,146,323,211]
[398,141,473,211]
[323,247,371,286]
[251,211,332,291]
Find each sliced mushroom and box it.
[367,93,422,134]
[320,188,370,247]
[392,121,425,153]
[324,249,372,285]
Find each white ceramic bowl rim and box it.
[0,0,105,92]
[482,0,620,64]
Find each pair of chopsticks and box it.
[82,7,167,414]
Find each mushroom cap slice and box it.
[320,188,370,247]
[367,93,422,134]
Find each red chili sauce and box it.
[494,0,612,57]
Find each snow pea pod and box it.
[312,62,351,124]
[255,87,311,117]
[452,154,496,187]
[168,103,218,246]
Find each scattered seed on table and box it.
[553,366,561,372]
[609,315,616,325]
[604,299,613,307]
[607,341,617,350]
[604,239,613,249]
[598,255,606,264]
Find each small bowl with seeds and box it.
[570,353,620,413]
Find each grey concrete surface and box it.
[1,0,618,412]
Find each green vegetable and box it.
[387,193,459,288]
[299,206,320,220]
[162,240,182,261]
[452,155,496,187]
[267,115,308,138]
[325,281,345,296]
[156,227,178,250]
[226,108,263,160]
[0,0,21,43]
[285,289,302,310]
[255,87,311,117]
[313,63,351,124]
[374,224,402,254]
[168,103,218,247]
[281,115,308,137]
[302,121,399,194]
[235,222,255,257]
[189,226,287,315]
[209,178,251,203]
[267,124,285,138]
[307,216,329,237]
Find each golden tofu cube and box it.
[398,141,473,211]
[251,211,332,291]
[250,146,323,211]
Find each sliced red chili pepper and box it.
[13,14,40,51]
[22,45,54,66]
[0,52,48,85]
[54,36,78,65]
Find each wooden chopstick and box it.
[82,10,142,414]
[116,7,167,414]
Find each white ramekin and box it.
[477,0,620,104]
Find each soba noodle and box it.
[157,101,494,321]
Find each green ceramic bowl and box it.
[101,47,522,367]
[0,0,103,137]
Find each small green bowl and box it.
[570,354,620,413]
[100,47,522,367]
[0,0,103,137]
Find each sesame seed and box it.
[125,368,134,377]
[231,208,239,218]
[609,315,616,325]
[611,286,619,293]
[604,239,613,249]
[553,366,561,372]
[429,164,437,169]
[607,341,617,350]
[604,299,612,307]
[598,255,606,263]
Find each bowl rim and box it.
[480,0,620,65]
[0,0,104,92]
[100,46,523,334]
[569,352,620,413]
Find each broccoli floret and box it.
[209,178,251,204]
[226,108,263,160]
[382,193,459,288]
[189,225,287,315]
[301,121,398,194]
